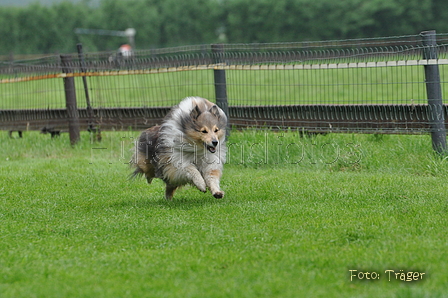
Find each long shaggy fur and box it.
[131,97,227,200]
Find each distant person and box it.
[118,44,133,58]
[109,44,133,67]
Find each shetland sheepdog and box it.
[131,97,227,200]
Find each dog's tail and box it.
[128,162,154,184]
[129,126,160,183]
[128,142,147,181]
[128,166,144,181]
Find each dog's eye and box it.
[214,128,219,133]
[201,129,208,134]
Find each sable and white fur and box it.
[131,97,227,200]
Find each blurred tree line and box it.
[0,0,447,55]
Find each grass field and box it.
[1,64,443,110]
[1,130,448,297]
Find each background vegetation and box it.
[1,0,448,55]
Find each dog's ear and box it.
[209,105,221,119]
[190,105,201,120]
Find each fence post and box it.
[61,54,80,145]
[421,30,447,154]
[212,44,230,136]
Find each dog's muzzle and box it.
[206,140,219,153]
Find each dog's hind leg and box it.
[144,167,155,184]
[165,184,178,200]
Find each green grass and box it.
[1,130,448,297]
[3,64,447,109]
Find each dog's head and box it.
[185,103,227,153]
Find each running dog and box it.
[131,97,227,200]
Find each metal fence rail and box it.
[1,31,447,150]
[2,104,444,134]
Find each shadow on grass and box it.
[110,196,224,210]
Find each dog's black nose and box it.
[212,140,218,147]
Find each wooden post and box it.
[61,55,80,145]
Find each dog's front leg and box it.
[204,169,224,199]
[184,165,207,193]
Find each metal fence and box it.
[1,31,447,148]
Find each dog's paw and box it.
[195,181,207,193]
[212,191,224,199]
[190,175,207,192]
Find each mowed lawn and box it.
[1,130,448,297]
[0,64,437,109]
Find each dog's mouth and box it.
[206,145,217,153]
